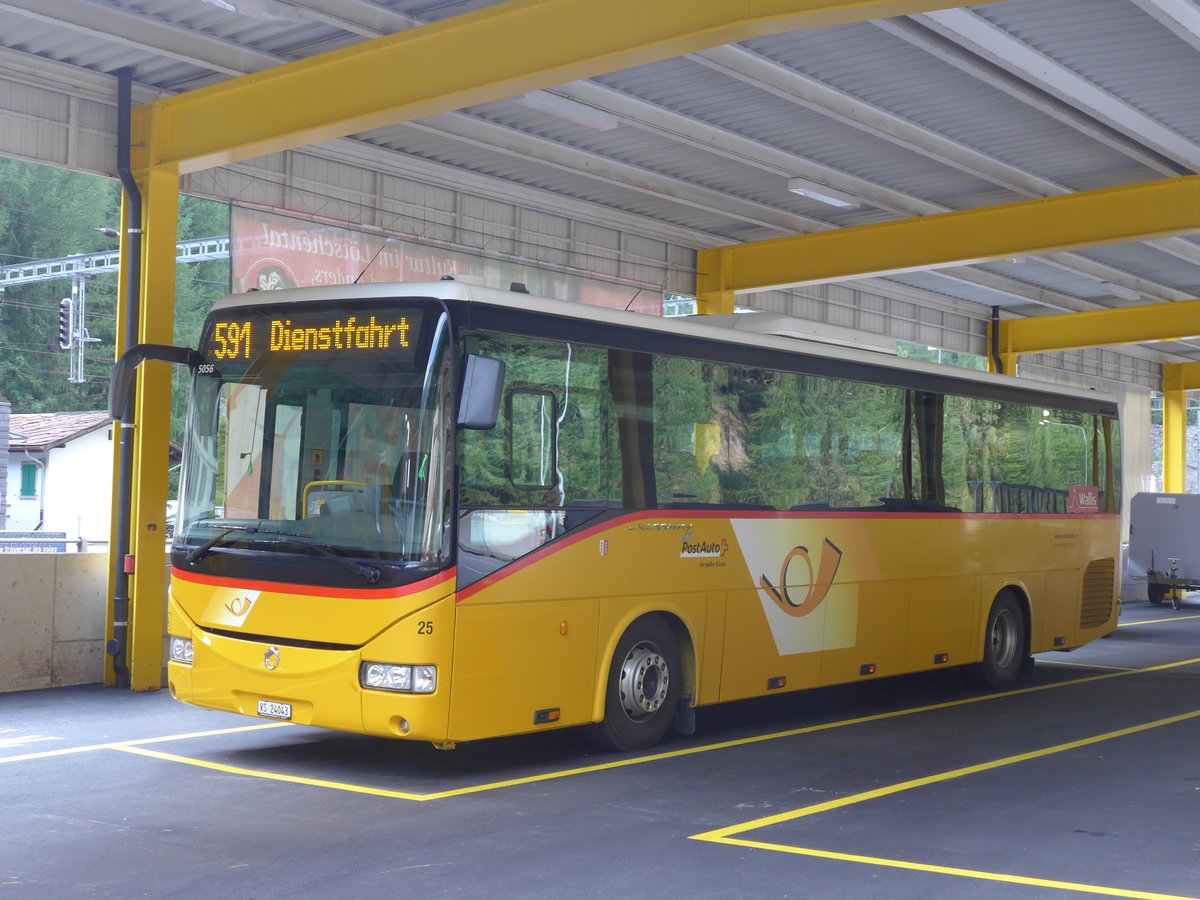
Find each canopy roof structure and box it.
[4,0,1200,688]
[3,0,1200,362]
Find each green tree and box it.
[0,158,121,411]
[0,158,230,424]
[170,195,231,457]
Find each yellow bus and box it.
[117,280,1120,751]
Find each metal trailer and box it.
[1127,492,1200,609]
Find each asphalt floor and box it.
[3,598,1199,899]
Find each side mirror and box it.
[457,354,505,430]
[109,343,203,420]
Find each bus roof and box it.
[210,279,1119,417]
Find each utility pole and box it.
[59,276,100,383]
[1,235,227,387]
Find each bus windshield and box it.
[175,298,453,586]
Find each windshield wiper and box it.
[260,535,382,584]
[183,524,382,583]
[185,524,259,564]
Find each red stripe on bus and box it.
[170,566,455,600]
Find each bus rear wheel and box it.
[587,615,681,752]
[966,592,1028,690]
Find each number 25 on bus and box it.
[111,279,1120,752]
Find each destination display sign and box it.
[202,305,420,363]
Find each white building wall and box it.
[6,428,113,542]
[44,428,113,543]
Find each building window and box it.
[20,462,37,498]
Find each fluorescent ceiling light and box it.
[787,178,860,209]
[517,92,620,131]
[198,0,299,21]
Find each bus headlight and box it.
[169,636,194,666]
[360,662,436,694]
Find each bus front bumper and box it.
[166,598,455,743]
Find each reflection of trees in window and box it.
[652,357,721,505]
[944,396,1115,513]
[652,360,906,510]
[458,334,613,509]
[832,381,906,507]
[456,329,1117,518]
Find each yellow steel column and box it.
[1161,364,1200,494]
[696,247,736,315]
[126,162,179,691]
[1162,383,1186,494]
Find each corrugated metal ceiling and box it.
[3,0,1200,361]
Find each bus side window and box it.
[459,335,615,511]
[508,389,557,489]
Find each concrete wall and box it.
[0,551,107,693]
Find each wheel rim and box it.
[617,641,670,722]
[989,607,1019,670]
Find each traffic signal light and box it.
[58,297,74,350]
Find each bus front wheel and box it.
[587,615,681,752]
[966,592,1028,691]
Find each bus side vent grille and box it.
[1080,557,1116,628]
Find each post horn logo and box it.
[225,594,255,617]
[264,646,281,670]
[759,538,843,617]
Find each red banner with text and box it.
[231,207,663,316]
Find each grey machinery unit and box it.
[1127,492,1200,609]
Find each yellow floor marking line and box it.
[1120,613,1200,627]
[113,745,432,801]
[104,656,1200,802]
[112,742,715,801]
[691,708,1200,900]
[702,840,1199,900]
[8,656,1198,800]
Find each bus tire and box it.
[587,615,681,752]
[966,592,1027,691]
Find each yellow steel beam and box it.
[696,177,1200,302]
[998,297,1200,359]
[1162,387,1186,494]
[132,0,1008,175]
